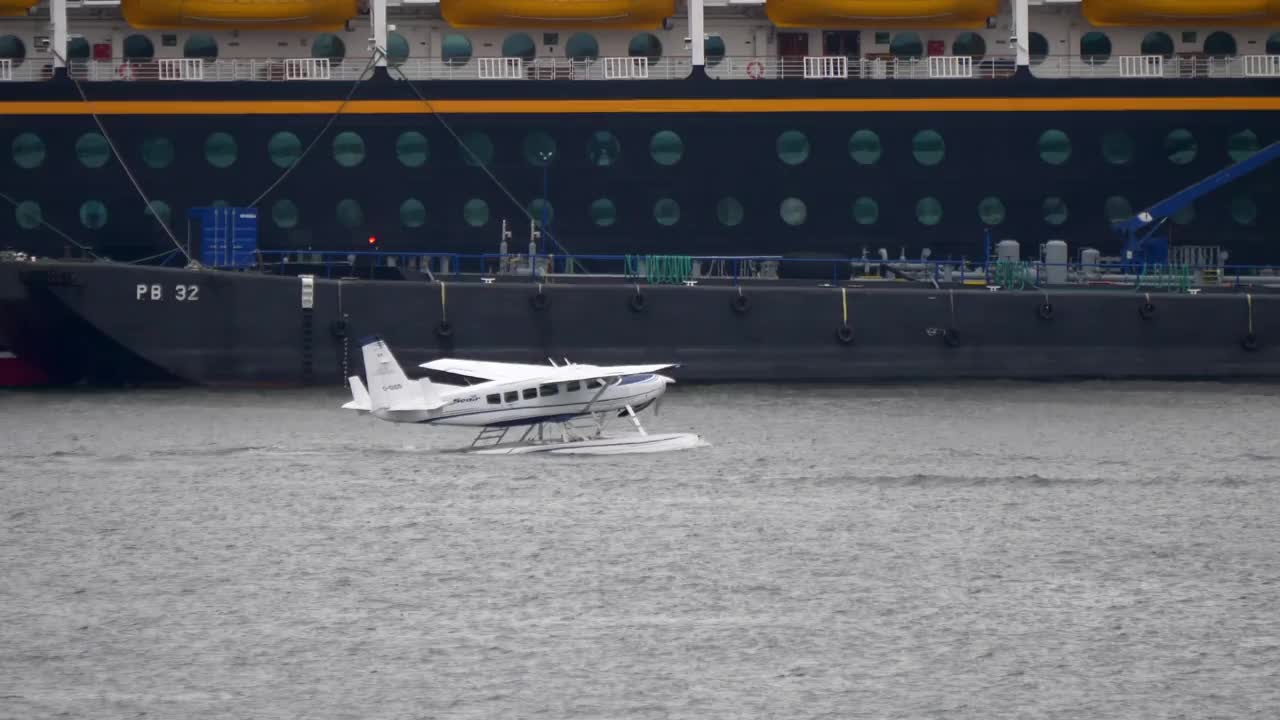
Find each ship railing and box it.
[0,60,55,82]
[384,56,692,81]
[1030,54,1277,79]
[707,55,1015,80]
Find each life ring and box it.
[835,324,854,345]
[435,320,454,338]
[117,63,135,81]
[629,292,648,313]
[1242,333,1259,352]
[529,291,549,311]
[943,328,961,347]
[745,60,765,80]
[731,294,751,314]
[1139,301,1156,320]
[1037,302,1054,321]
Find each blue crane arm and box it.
[1115,139,1280,233]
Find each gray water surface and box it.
[2,383,1279,719]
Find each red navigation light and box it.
[367,236,377,246]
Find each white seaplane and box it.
[342,336,706,455]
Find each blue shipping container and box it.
[190,206,258,268]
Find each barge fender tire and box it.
[435,320,454,339]
[732,295,751,314]
[629,293,648,313]
[835,325,854,345]
[1139,301,1156,320]
[530,292,549,311]
[1037,302,1054,321]
[1242,333,1259,352]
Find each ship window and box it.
[952,32,986,59]
[849,130,881,165]
[461,131,494,167]
[75,132,111,169]
[1043,196,1068,225]
[590,198,617,227]
[523,131,556,166]
[502,33,536,61]
[145,200,171,229]
[79,200,108,230]
[1079,32,1111,65]
[1232,195,1257,225]
[336,199,364,229]
[628,33,662,62]
[777,130,809,166]
[916,197,943,226]
[853,197,878,225]
[978,196,1005,226]
[14,201,41,230]
[522,388,537,400]
[654,197,680,226]
[123,34,154,60]
[183,34,217,60]
[587,131,620,167]
[387,31,410,66]
[441,34,472,66]
[565,33,599,61]
[11,133,45,169]
[717,196,744,227]
[1228,130,1259,162]
[650,130,683,166]
[1173,203,1195,226]
[1269,33,1280,55]
[1038,129,1071,166]
[204,132,237,169]
[141,137,174,170]
[539,383,559,396]
[463,198,489,227]
[1102,131,1134,166]
[705,36,726,67]
[1104,196,1132,223]
[1029,32,1048,65]
[911,130,945,166]
[780,197,807,226]
[1165,129,1197,165]
[269,132,302,169]
[504,391,518,403]
[890,33,923,59]
[486,394,500,404]
[528,198,553,227]
[1204,32,1236,58]
[0,35,24,66]
[1140,32,1173,58]
[400,198,426,228]
[311,34,345,63]
[566,381,581,392]
[396,131,428,167]
[332,131,365,168]
[272,199,299,229]
[67,37,90,61]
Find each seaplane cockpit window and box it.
[504,391,518,403]
[566,380,581,392]
[586,379,603,389]
[486,394,500,405]
[539,383,560,397]
[522,388,537,400]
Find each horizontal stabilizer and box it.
[362,337,448,414]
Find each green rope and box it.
[993,260,1028,291]
[625,254,693,284]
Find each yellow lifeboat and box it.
[1083,0,1280,26]
[0,0,37,17]
[121,0,358,31]
[440,0,675,29]
[767,0,1000,28]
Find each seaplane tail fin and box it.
[342,376,371,413]
[360,337,446,412]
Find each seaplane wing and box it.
[419,358,556,382]
[534,363,679,385]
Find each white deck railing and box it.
[803,56,847,79]
[928,55,973,79]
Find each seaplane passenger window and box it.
[539,383,559,397]
[566,381,581,392]
[586,379,603,389]
[504,391,518,403]
[486,394,500,404]
[522,388,537,400]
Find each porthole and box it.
[528,198,554,226]
[978,196,1006,226]
[142,137,174,169]
[650,130,683,166]
[123,34,154,59]
[145,200,171,228]
[11,132,44,169]
[76,132,111,169]
[586,131,620,167]
[387,31,410,66]
[853,197,878,225]
[777,130,809,166]
[0,35,25,66]
[523,131,556,166]
[66,37,90,61]
[268,132,302,169]
[705,36,726,66]
[272,199,299,229]
[442,34,472,65]
[204,132,237,169]
[654,197,680,226]
[14,201,40,230]
[1080,32,1112,64]
[312,34,345,62]
[400,198,426,228]
[183,34,217,60]
[1102,131,1134,166]
[1165,129,1197,165]
[396,131,428,167]
[1204,31,1237,58]
[461,132,494,166]
[336,198,364,228]
[1042,196,1068,226]
[628,33,662,62]
[502,33,536,61]
[463,198,489,227]
[1038,129,1071,166]
[1232,195,1257,225]
[1269,32,1280,55]
[916,197,943,226]
[590,198,617,227]
[780,197,807,226]
[565,33,599,61]
[79,200,108,229]
[849,130,881,165]
[952,32,986,59]
[1104,196,1132,223]
[1029,32,1048,65]
[332,131,365,168]
[912,130,945,166]
[1228,130,1259,163]
[1141,31,1174,57]
[891,32,923,59]
[717,196,744,227]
